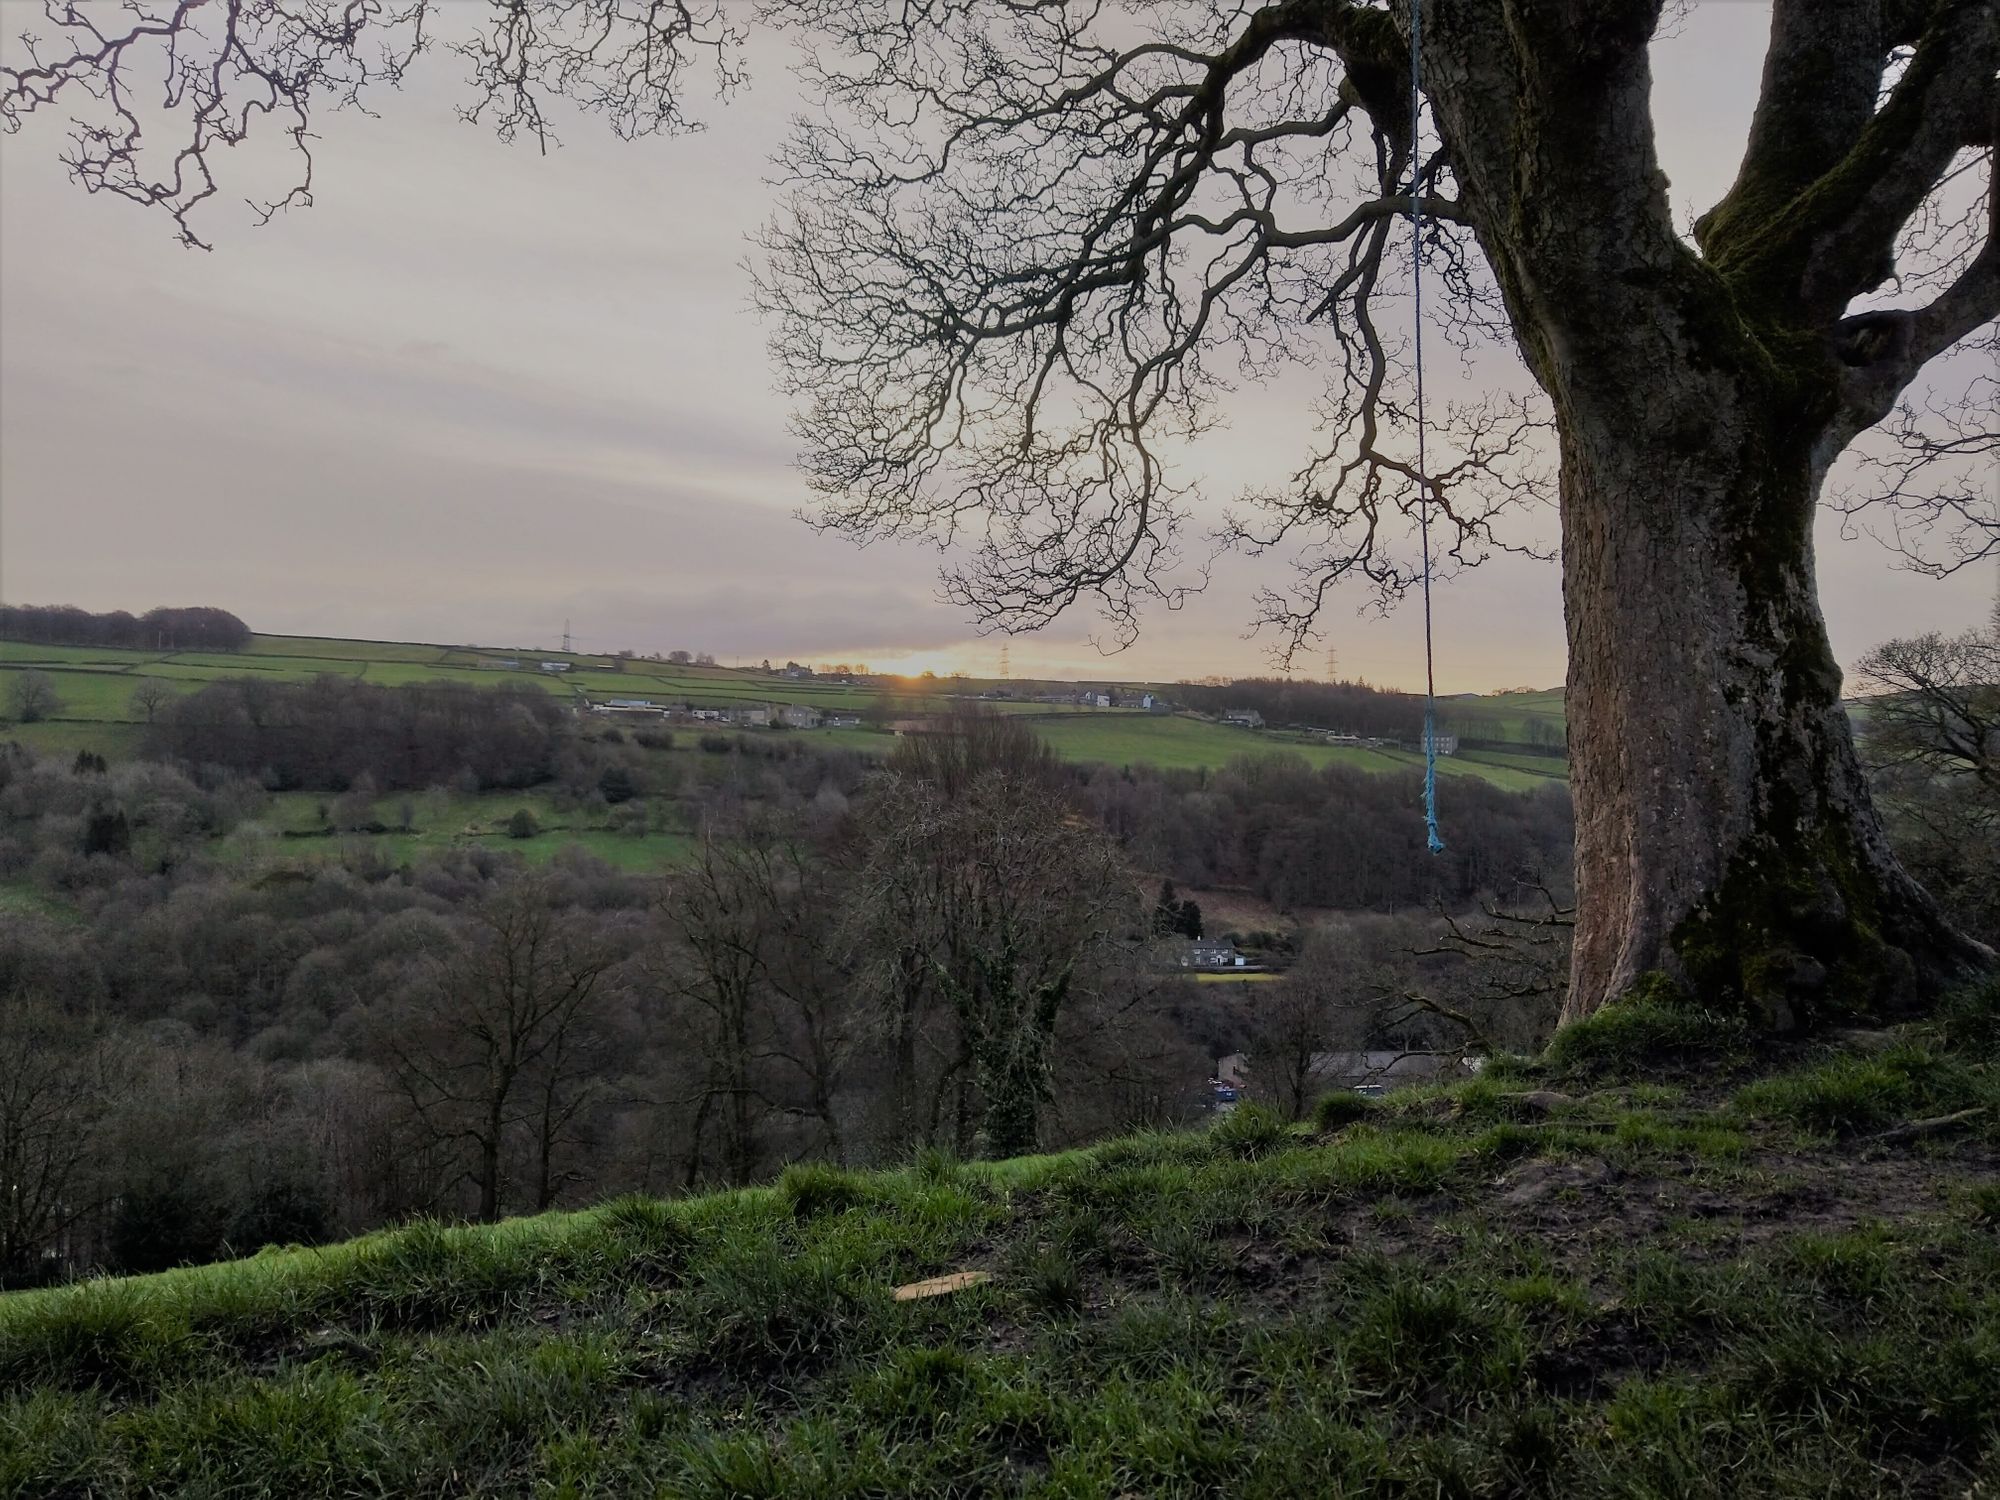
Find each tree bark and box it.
[1555,390,1989,1026]
[477,1101,504,1224]
[1418,3,1995,1028]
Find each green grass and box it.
[1733,1040,1999,1139]
[1458,748,1570,780]
[1029,714,1550,787]
[7,1020,1997,1496]
[0,642,170,666]
[0,720,146,761]
[1441,688,1568,744]
[0,667,181,720]
[220,791,698,873]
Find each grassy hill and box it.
[1,633,1568,789]
[1030,715,1563,792]
[6,989,1995,1497]
[1440,688,1567,746]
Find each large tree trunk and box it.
[1556,386,1988,1026]
[1418,5,1993,1030]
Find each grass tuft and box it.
[1208,1101,1292,1159]
[1311,1089,1379,1132]
[1543,995,1751,1080]
[777,1162,873,1221]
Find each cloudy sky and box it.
[0,3,1991,687]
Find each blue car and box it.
[1210,1084,1240,1105]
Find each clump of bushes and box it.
[505,808,540,839]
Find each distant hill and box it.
[0,632,1568,788]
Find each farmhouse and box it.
[539,661,570,673]
[779,704,823,729]
[732,706,772,728]
[1180,941,1250,970]
[1422,730,1460,756]
[825,712,863,728]
[1221,708,1264,728]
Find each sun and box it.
[860,649,976,680]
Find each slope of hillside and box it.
[6,988,1995,1497]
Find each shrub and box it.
[108,1181,226,1273]
[1311,1089,1379,1132]
[505,808,540,839]
[224,1180,333,1256]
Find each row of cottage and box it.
[589,699,861,730]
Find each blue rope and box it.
[1409,0,1444,855]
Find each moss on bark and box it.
[1665,824,1913,1032]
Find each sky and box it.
[0,2,1992,688]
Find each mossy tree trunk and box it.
[1552,378,1982,1026]
[1421,0,1998,1026]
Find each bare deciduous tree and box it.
[861,761,1137,1158]
[1854,608,2000,945]
[1856,605,2000,796]
[0,1001,127,1283]
[6,1,1996,1026]
[380,875,616,1222]
[1246,918,1418,1114]
[6,670,61,725]
[652,828,861,1183]
[129,679,173,725]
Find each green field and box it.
[0,632,1570,791]
[220,792,698,874]
[1457,748,1570,782]
[1031,715,1555,790]
[1441,688,1567,746]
